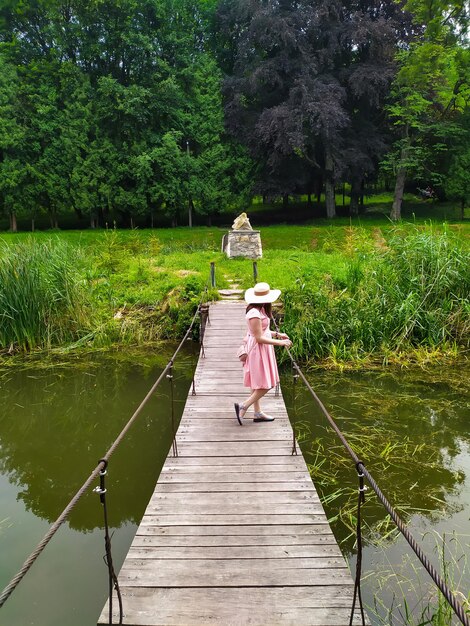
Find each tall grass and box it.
[283,225,470,364]
[0,238,92,351]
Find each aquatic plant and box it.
[0,238,92,351]
[367,532,470,625]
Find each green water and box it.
[0,351,469,625]
[281,365,470,623]
[0,347,195,626]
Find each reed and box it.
[0,238,92,351]
[283,225,470,364]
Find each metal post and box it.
[210,262,215,288]
[93,459,123,625]
[188,336,196,396]
[167,363,178,457]
[292,366,299,455]
[253,261,258,282]
[199,304,209,358]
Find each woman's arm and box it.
[248,318,292,347]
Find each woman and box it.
[234,282,292,425]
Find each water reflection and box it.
[0,349,194,532]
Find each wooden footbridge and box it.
[98,300,363,625]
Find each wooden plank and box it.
[145,504,325,516]
[102,588,363,626]
[136,524,335,537]
[127,544,343,559]
[176,433,292,442]
[161,455,307,467]
[151,491,319,505]
[158,472,312,483]
[132,534,338,547]
[117,560,350,587]
[153,482,315,493]
[174,443,293,456]
[140,514,330,525]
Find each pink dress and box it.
[243,308,280,390]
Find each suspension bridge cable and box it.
[0,304,202,610]
[272,317,470,626]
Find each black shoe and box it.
[234,403,244,426]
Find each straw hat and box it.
[244,282,281,304]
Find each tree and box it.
[445,110,470,218]
[0,0,246,229]
[384,0,470,220]
[217,0,408,218]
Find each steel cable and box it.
[271,318,469,626]
[0,304,202,609]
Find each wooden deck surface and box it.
[98,300,364,625]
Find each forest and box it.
[0,0,469,231]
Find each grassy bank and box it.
[0,221,469,365]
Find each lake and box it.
[0,348,468,624]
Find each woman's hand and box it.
[278,332,289,340]
[280,338,292,348]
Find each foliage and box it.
[216,0,410,217]
[444,112,470,214]
[383,0,470,219]
[0,223,469,361]
[282,225,470,363]
[0,0,252,230]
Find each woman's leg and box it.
[240,388,269,417]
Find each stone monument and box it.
[222,213,262,259]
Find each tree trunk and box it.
[206,215,212,226]
[282,193,289,207]
[130,216,135,229]
[90,215,96,229]
[31,218,35,232]
[262,194,267,204]
[349,179,361,216]
[391,130,409,221]
[324,148,336,219]
[342,183,346,206]
[461,198,465,220]
[9,211,17,232]
[150,210,154,229]
[188,199,193,227]
[49,208,58,229]
[316,177,323,206]
[391,166,406,220]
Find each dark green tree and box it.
[217,0,409,218]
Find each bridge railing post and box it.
[166,362,178,457]
[210,262,216,288]
[199,304,209,359]
[291,366,299,455]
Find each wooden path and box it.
[98,300,364,625]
